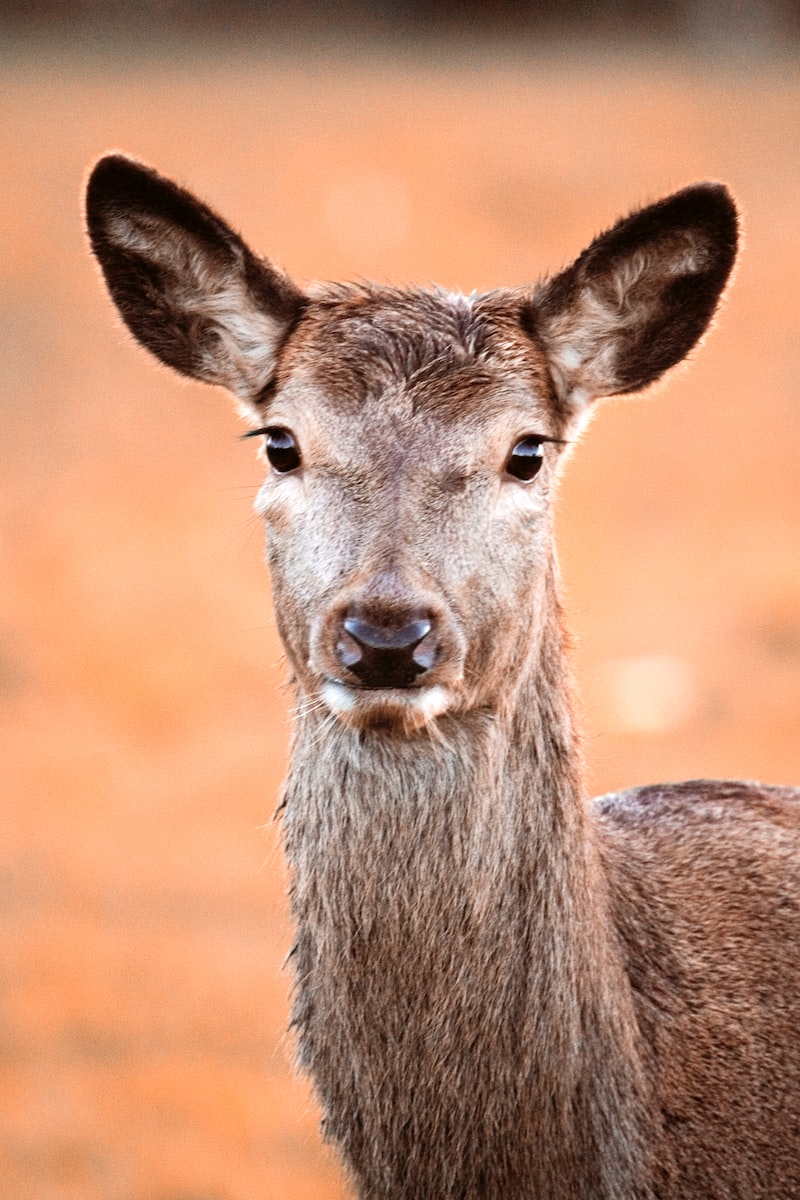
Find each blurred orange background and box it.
[2,18,800,1200]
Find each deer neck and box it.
[280,597,654,1199]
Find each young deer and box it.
[86,155,800,1199]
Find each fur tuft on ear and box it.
[85,154,307,402]
[527,183,739,415]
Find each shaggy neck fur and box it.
[281,581,658,1200]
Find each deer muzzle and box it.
[311,574,465,727]
[337,612,436,689]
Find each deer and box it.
[85,154,800,1200]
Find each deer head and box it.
[87,156,737,735]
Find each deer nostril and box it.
[337,613,437,689]
[336,629,364,669]
[411,633,437,671]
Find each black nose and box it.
[337,612,437,688]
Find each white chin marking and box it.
[415,685,450,721]
[321,681,450,723]
[321,680,358,714]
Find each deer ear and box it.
[85,154,307,403]
[529,183,738,415]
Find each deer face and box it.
[86,156,738,733]
[249,288,566,729]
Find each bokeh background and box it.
[2,4,800,1197]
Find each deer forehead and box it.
[265,286,559,462]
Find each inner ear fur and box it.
[528,183,739,414]
[85,154,307,400]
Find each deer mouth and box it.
[320,678,452,731]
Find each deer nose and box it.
[337,611,437,689]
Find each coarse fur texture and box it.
[86,154,799,1199]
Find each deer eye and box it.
[505,437,545,482]
[265,427,301,474]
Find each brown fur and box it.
[86,156,799,1198]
